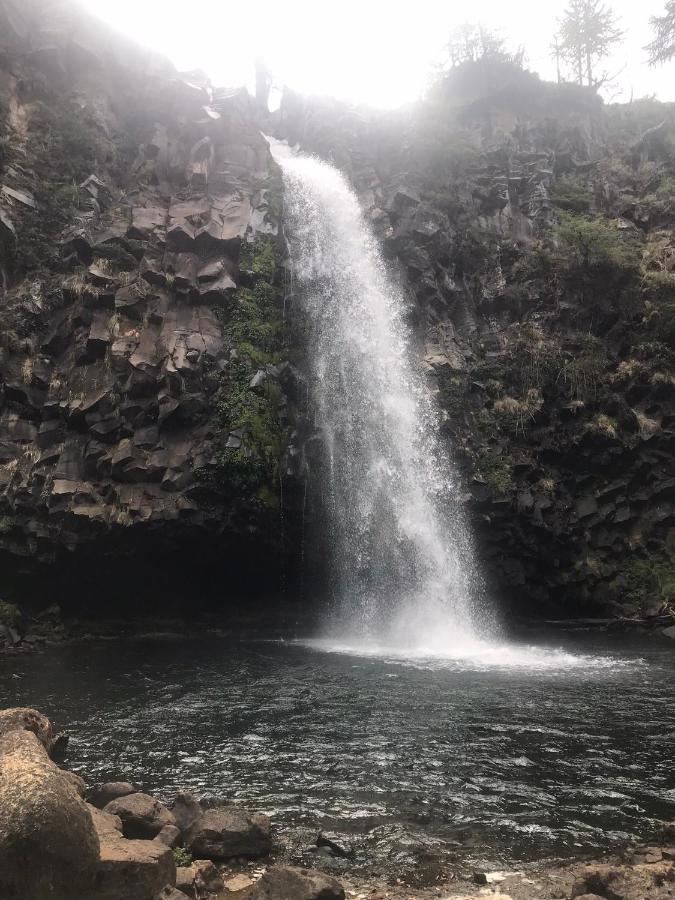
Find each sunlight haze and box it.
[79,0,675,108]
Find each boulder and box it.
[0,727,100,899]
[104,791,177,839]
[0,706,54,751]
[92,780,137,808]
[185,805,271,860]
[248,866,345,900]
[193,859,224,895]
[61,769,87,797]
[171,790,204,832]
[87,832,176,900]
[175,866,195,895]
[88,803,123,838]
[155,823,182,848]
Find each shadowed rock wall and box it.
[0,0,303,608]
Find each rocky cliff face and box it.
[1,6,673,619]
[278,66,675,618]
[0,0,302,606]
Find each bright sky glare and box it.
[80,0,675,108]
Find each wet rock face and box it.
[277,77,675,619]
[0,0,304,603]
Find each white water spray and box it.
[271,140,498,656]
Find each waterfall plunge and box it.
[272,142,498,656]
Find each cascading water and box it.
[271,141,496,655]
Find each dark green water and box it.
[0,634,673,869]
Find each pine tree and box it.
[646,1,675,64]
[555,0,623,88]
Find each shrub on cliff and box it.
[555,212,642,320]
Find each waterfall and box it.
[271,141,497,654]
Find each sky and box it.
[79,0,675,109]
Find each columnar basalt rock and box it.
[276,74,675,619]
[0,0,303,603]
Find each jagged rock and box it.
[184,805,271,860]
[104,792,177,839]
[248,866,345,900]
[0,725,100,899]
[88,831,176,900]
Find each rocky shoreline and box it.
[0,706,673,900]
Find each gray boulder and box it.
[249,866,345,900]
[171,790,203,832]
[91,780,137,808]
[0,726,100,899]
[185,805,271,860]
[104,792,176,839]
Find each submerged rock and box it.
[248,865,345,899]
[316,831,356,860]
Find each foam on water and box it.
[298,636,641,673]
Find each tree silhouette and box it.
[646,1,675,64]
[555,0,622,87]
[446,23,523,68]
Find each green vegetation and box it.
[620,550,675,614]
[475,450,514,496]
[0,601,21,629]
[172,848,193,868]
[0,516,14,534]
[8,95,114,277]
[203,236,288,507]
[549,175,593,213]
[555,211,642,317]
[643,272,675,348]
